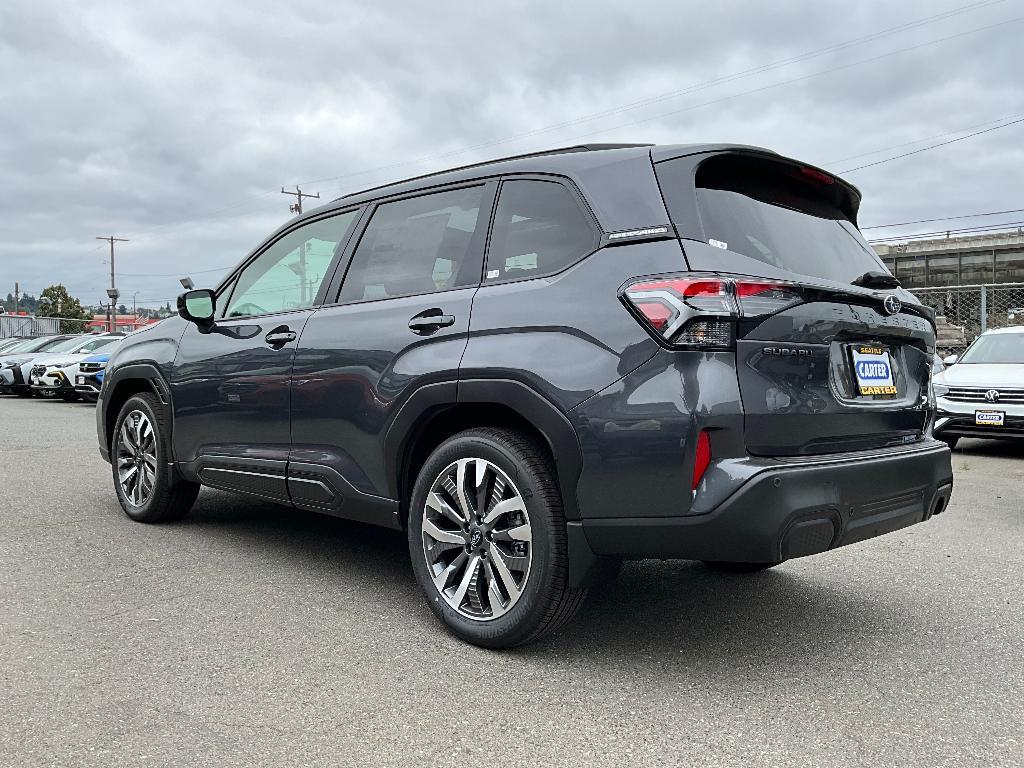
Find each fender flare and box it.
[384,378,584,521]
[98,362,172,461]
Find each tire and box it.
[111,392,199,523]
[14,388,33,398]
[60,392,80,402]
[702,561,780,573]
[408,428,587,648]
[939,435,959,449]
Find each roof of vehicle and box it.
[217,142,854,292]
[329,142,776,208]
[982,325,1024,335]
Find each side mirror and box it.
[943,354,959,365]
[177,289,216,326]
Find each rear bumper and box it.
[580,440,953,563]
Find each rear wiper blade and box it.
[851,270,901,289]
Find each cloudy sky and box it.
[1,0,1022,309]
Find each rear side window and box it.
[339,186,487,303]
[485,179,598,282]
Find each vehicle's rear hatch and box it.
[655,150,934,456]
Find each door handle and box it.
[408,310,455,335]
[265,327,297,346]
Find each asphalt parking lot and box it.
[1,395,1022,767]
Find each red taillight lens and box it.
[692,430,711,492]
[622,274,804,348]
[622,277,735,348]
[734,281,804,317]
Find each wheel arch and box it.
[100,364,171,457]
[386,379,584,527]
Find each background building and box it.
[873,229,1024,355]
[873,230,1024,288]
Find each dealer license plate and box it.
[975,410,1005,426]
[76,376,86,385]
[851,345,897,397]
[31,376,40,385]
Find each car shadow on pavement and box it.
[951,438,1024,458]
[177,489,923,667]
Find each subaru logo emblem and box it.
[883,295,902,315]
[985,389,1000,403]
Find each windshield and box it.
[959,333,1024,364]
[691,154,886,283]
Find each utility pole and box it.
[96,235,128,333]
[280,186,319,216]
[281,187,319,304]
[13,282,19,315]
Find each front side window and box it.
[485,179,598,282]
[224,209,359,318]
[339,186,486,303]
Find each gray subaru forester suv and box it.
[96,143,954,647]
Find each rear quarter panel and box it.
[460,240,685,411]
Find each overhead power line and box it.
[839,115,1024,173]
[557,17,1022,148]
[862,208,1024,230]
[868,220,1024,243]
[59,1,1016,258]
[827,114,1023,165]
[118,265,233,277]
[298,1,1012,189]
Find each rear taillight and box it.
[734,281,805,317]
[692,430,711,492]
[621,274,803,348]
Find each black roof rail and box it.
[338,143,654,200]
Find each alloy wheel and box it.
[116,410,157,507]
[421,457,533,621]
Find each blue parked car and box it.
[73,353,111,402]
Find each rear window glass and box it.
[686,154,888,283]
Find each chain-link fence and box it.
[0,315,93,338]
[909,282,1024,356]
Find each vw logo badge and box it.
[883,295,902,315]
[985,389,1000,403]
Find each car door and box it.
[169,207,362,502]
[289,182,495,526]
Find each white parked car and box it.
[932,326,1024,448]
[21,335,123,399]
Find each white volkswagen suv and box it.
[933,326,1024,448]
